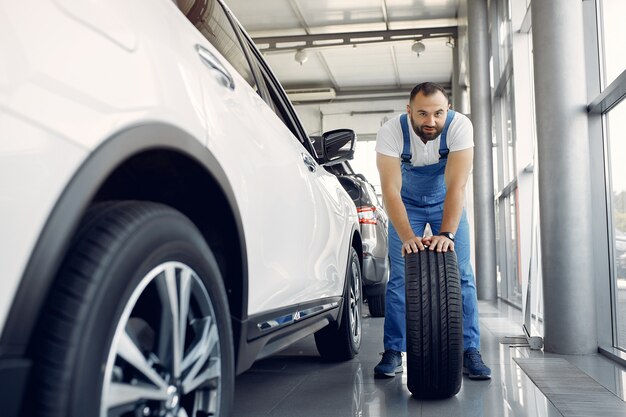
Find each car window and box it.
[254,64,290,127]
[246,41,316,155]
[338,177,361,201]
[177,0,257,91]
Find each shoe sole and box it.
[374,365,403,378]
[463,367,491,380]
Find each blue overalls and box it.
[383,111,481,352]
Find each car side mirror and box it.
[320,129,355,166]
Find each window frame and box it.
[245,39,318,157]
[219,1,317,158]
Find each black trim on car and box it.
[0,123,248,358]
[239,31,318,158]
[234,298,341,374]
[219,0,271,101]
[246,298,342,341]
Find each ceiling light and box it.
[411,41,426,57]
[294,49,308,65]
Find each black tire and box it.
[30,201,234,417]
[314,247,362,360]
[405,250,463,399]
[367,293,385,317]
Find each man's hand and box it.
[422,235,455,252]
[402,236,426,256]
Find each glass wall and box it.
[497,0,512,74]
[490,0,522,307]
[609,100,626,347]
[600,0,626,86]
[594,0,626,351]
[495,192,521,305]
[503,81,517,186]
[507,192,521,303]
[485,0,626,353]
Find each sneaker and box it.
[374,350,403,378]
[463,348,491,380]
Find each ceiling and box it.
[224,0,461,103]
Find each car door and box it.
[176,0,352,317]
[247,48,357,306]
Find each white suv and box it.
[0,1,363,416]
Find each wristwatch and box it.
[439,231,455,241]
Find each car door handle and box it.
[301,153,317,173]
[196,45,235,90]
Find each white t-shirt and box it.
[375,112,474,166]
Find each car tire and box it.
[367,293,385,317]
[314,247,362,361]
[405,250,463,399]
[30,201,234,417]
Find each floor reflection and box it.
[233,301,626,417]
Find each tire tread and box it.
[405,250,463,399]
[367,294,385,317]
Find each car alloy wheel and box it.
[101,261,222,417]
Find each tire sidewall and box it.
[347,248,362,353]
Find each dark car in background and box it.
[337,171,389,317]
[312,136,389,316]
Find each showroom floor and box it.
[233,301,626,417]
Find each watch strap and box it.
[439,231,455,241]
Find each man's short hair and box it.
[409,82,449,103]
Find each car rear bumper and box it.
[362,253,389,287]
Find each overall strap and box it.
[439,109,455,160]
[400,113,412,164]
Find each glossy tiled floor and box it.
[233,301,626,417]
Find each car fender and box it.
[0,123,248,357]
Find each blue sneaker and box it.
[463,348,491,380]
[374,350,403,378]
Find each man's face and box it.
[406,91,449,142]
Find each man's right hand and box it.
[402,236,426,256]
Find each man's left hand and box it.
[422,235,455,252]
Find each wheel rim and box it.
[100,261,222,417]
[349,257,362,346]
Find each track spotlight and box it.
[294,49,308,65]
[411,41,426,57]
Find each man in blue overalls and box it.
[374,82,491,380]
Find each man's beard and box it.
[410,114,443,142]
